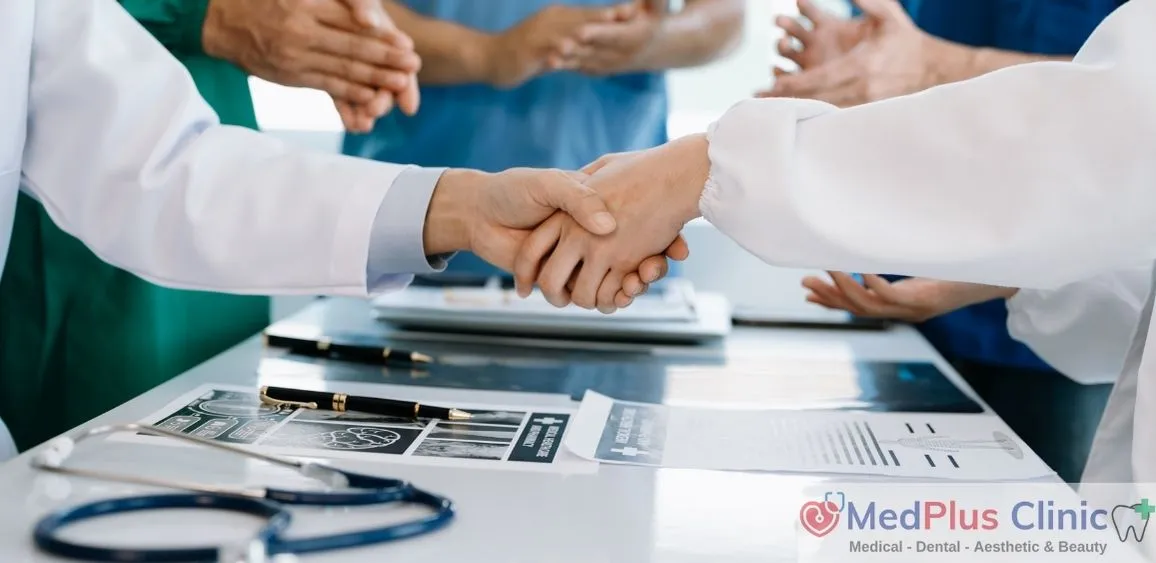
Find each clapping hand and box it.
[203,0,422,133]
[758,0,941,107]
[484,3,634,88]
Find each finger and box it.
[664,235,690,261]
[614,290,636,309]
[537,235,585,308]
[310,27,423,72]
[595,272,625,314]
[334,99,362,132]
[571,262,611,310]
[536,172,616,235]
[797,0,833,24]
[339,0,390,31]
[581,153,622,175]
[295,72,377,104]
[829,272,885,313]
[621,272,646,299]
[806,293,849,312]
[637,255,669,285]
[853,0,909,23]
[513,215,565,297]
[861,274,905,301]
[777,37,806,68]
[768,61,855,99]
[397,79,420,115]
[774,15,812,45]
[611,1,640,20]
[365,90,395,118]
[803,276,861,313]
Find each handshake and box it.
[426,134,712,313]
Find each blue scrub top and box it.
[875,0,1127,370]
[344,0,670,277]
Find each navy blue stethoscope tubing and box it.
[265,470,410,505]
[269,488,455,556]
[33,481,456,561]
[33,493,290,562]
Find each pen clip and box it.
[259,388,318,410]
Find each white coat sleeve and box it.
[700,0,1156,291]
[20,0,412,297]
[1005,263,1153,385]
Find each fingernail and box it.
[366,10,384,29]
[592,212,616,233]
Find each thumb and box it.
[851,0,908,25]
[539,172,617,235]
[342,0,391,31]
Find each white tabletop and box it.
[0,298,1030,563]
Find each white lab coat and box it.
[0,0,418,460]
[1007,264,1152,386]
[700,0,1156,484]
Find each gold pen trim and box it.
[332,392,348,412]
[317,338,332,351]
[259,386,318,410]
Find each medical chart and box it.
[115,384,595,474]
[564,391,1055,480]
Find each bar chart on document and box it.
[565,392,1056,481]
[759,416,1025,475]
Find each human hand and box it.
[484,3,628,88]
[420,168,674,291]
[768,0,871,74]
[202,0,422,130]
[758,0,947,107]
[571,3,662,75]
[802,272,1018,323]
[512,134,710,313]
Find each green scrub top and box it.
[0,0,270,451]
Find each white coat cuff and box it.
[698,98,838,261]
[366,166,451,293]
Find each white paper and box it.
[564,391,1055,480]
[112,383,596,474]
[372,279,698,323]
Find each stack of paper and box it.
[371,279,732,343]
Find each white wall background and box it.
[256,0,851,321]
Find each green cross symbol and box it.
[1135,499,1155,520]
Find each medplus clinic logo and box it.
[799,491,1152,555]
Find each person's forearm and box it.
[631,0,745,71]
[382,1,494,85]
[929,37,1071,85]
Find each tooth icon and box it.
[1112,503,1153,543]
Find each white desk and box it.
[0,296,1039,563]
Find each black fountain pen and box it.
[259,386,473,421]
[264,333,433,366]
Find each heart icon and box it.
[800,500,841,537]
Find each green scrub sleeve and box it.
[117,0,211,57]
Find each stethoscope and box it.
[29,423,455,562]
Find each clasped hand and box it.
[488,1,662,88]
[511,134,711,313]
[203,0,422,133]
